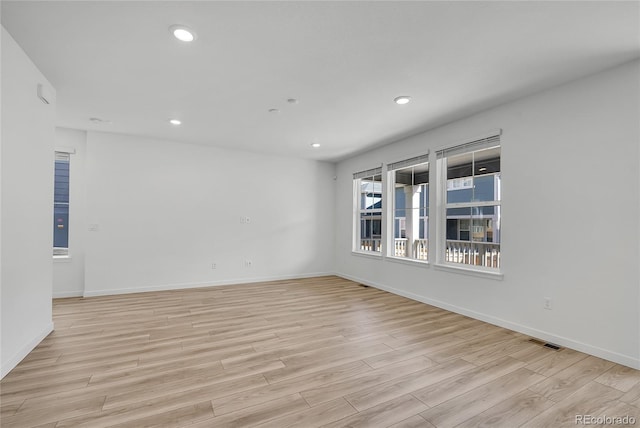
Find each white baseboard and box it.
[336,272,640,370]
[53,291,84,298]
[1,322,54,379]
[83,272,334,297]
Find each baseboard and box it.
[53,291,84,298]
[335,272,640,370]
[83,272,334,297]
[1,322,54,379]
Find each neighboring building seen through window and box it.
[388,154,429,261]
[437,135,501,270]
[353,167,383,253]
[53,152,70,256]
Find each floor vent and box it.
[529,338,561,351]
[359,284,370,288]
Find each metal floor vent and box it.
[529,338,561,351]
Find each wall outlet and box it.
[240,216,251,224]
[211,263,217,270]
[244,260,252,268]
[544,297,552,310]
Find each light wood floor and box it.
[1,276,639,427]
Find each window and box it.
[388,154,429,261]
[437,134,501,270]
[53,152,70,256]
[353,167,383,253]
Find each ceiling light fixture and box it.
[268,108,280,114]
[311,143,321,148]
[169,119,182,125]
[394,96,411,105]
[287,98,298,104]
[169,25,196,42]
[89,117,112,124]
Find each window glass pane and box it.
[53,155,70,254]
[359,213,382,252]
[391,162,428,260]
[447,147,500,204]
[361,176,382,211]
[445,205,500,268]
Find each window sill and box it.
[386,256,430,268]
[351,250,383,260]
[53,255,72,263]
[434,263,503,280]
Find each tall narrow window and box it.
[388,154,429,261]
[353,167,383,254]
[437,134,501,270]
[53,152,70,256]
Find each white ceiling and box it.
[2,1,639,162]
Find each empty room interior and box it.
[1,1,640,427]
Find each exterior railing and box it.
[445,240,500,268]
[360,238,382,252]
[393,238,428,260]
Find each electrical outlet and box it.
[544,297,552,310]
[211,263,217,270]
[244,260,252,268]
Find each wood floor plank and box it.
[411,355,526,407]
[211,360,371,415]
[528,355,616,402]
[345,358,475,411]
[253,398,357,428]
[595,364,640,392]
[521,382,623,427]
[454,389,554,428]
[109,401,214,428]
[1,276,637,428]
[191,393,309,428]
[621,382,640,406]
[323,394,429,428]
[387,414,435,428]
[301,356,434,407]
[420,367,546,427]
[525,347,589,377]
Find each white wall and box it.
[83,131,335,296]
[53,128,87,297]
[1,27,56,378]
[335,60,640,369]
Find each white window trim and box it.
[386,152,430,263]
[352,166,384,256]
[435,131,502,274]
[53,149,73,258]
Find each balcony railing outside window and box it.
[445,240,500,268]
[392,238,428,260]
[360,238,382,253]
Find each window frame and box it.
[53,148,74,258]
[435,131,503,276]
[386,153,430,264]
[352,166,383,256]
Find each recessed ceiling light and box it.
[394,96,411,105]
[169,25,196,42]
[287,98,298,104]
[169,119,182,125]
[268,108,280,114]
[89,117,112,124]
[311,143,321,148]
